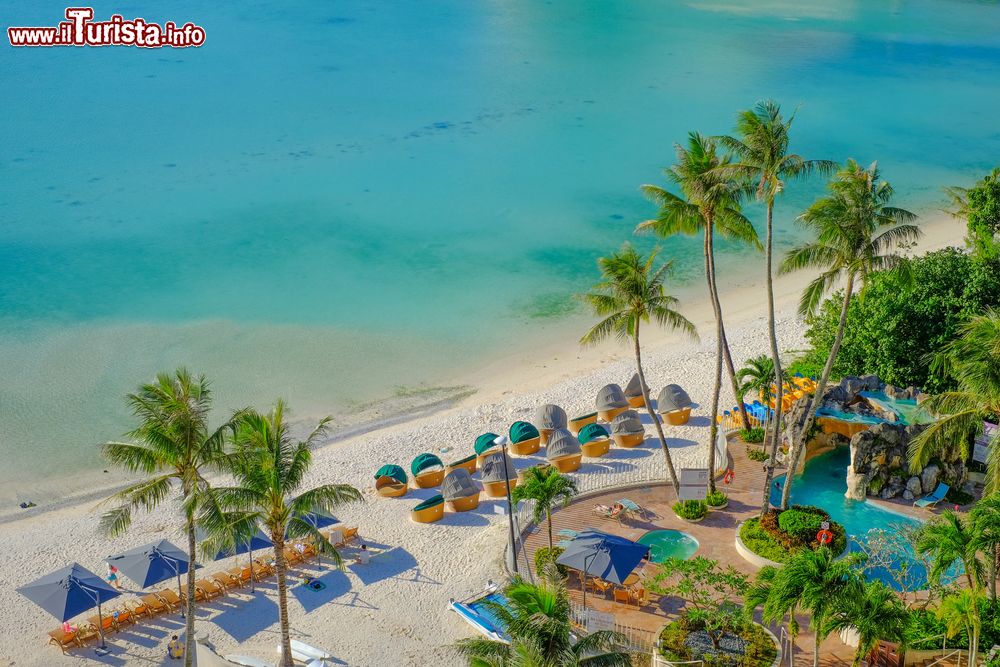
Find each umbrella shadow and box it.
[439,510,490,528]
[664,436,700,451]
[212,590,280,642]
[346,547,428,587]
[686,416,711,428]
[289,568,353,613]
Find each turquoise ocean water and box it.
[2,1,1000,497]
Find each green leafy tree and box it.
[971,492,1000,600]
[737,354,779,408]
[794,248,1000,393]
[638,133,761,486]
[647,556,749,651]
[909,311,1000,495]
[965,169,1000,258]
[100,370,241,667]
[717,100,834,518]
[204,401,362,666]
[914,510,984,591]
[778,160,919,509]
[937,589,983,667]
[744,546,863,667]
[580,243,697,497]
[512,466,578,550]
[454,569,632,666]
[824,579,911,667]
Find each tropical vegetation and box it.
[738,505,847,563]
[512,466,578,550]
[580,243,697,497]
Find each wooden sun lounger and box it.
[195,578,225,599]
[87,614,117,636]
[126,598,155,620]
[155,588,183,611]
[211,571,238,590]
[48,628,80,653]
[139,593,171,615]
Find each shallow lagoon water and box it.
[2,0,1000,493]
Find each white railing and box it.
[568,602,657,654]
[653,656,702,667]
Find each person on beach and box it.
[167,635,184,659]
[106,564,120,589]
[62,621,76,634]
[355,544,371,565]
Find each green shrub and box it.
[746,446,768,462]
[706,490,728,507]
[740,518,793,563]
[743,506,846,562]
[534,546,567,577]
[777,508,825,542]
[657,618,777,666]
[946,486,975,505]
[673,499,707,521]
[905,602,1000,652]
[740,427,765,444]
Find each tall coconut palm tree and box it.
[638,133,761,488]
[915,510,983,591]
[100,369,241,667]
[778,160,919,508]
[824,579,911,667]
[454,569,631,666]
[580,243,697,497]
[937,589,982,667]
[717,101,835,516]
[971,492,1000,600]
[511,466,577,550]
[746,547,863,667]
[909,311,1000,496]
[204,401,362,666]
[736,354,779,410]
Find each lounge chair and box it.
[568,412,598,435]
[594,503,625,523]
[283,546,304,565]
[632,586,648,607]
[211,571,239,590]
[48,628,80,653]
[108,606,135,629]
[227,565,253,587]
[618,498,652,519]
[411,494,445,523]
[196,578,226,599]
[578,423,611,458]
[277,639,333,663]
[446,453,478,475]
[157,588,183,610]
[253,559,276,578]
[141,592,173,614]
[126,598,154,620]
[411,453,446,488]
[914,483,950,508]
[592,579,613,597]
[475,432,502,467]
[87,614,117,636]
[181,585,208,604]
[613,588,632,607]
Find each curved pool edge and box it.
[734,520,850,569]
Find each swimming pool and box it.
[816,391,934,427]
[636,530,699,563]
[770,446,939,590]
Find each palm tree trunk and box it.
[761,199,785,517]
[274,536,294,667]
[184,517,197,667]
[634,321,681,497]
[992,545,998,600]
[704,219,729,493]
[781,272,856,510]
[721,328,750,431]
[546,508,553,550]
[813,626,822,667]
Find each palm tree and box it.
[100,369,241,667]
[511,466,577,550]
[915,510,983,591]
[824,579,911,667]
[937,589,982,667]
[778,160,919,508]
[580,243,697,497]
[454,569,632,666]
[744,565,800,645]
[745,547,863,667]
[205,401,362,666]
[736,354,779,411]
[638,133,761,488]
[717,101,835,516]
[909,311,1000,496]
[970,492,1000,600]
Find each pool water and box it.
[861,391,936,426]
[770,446,939,590]
[637,529,699,563]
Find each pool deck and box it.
[515,439,950,665]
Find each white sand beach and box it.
[0,214,962,666]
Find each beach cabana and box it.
[447,452,478,475]
[535,404,567,445]
[624,373,649,408]
[411,494,445,523]
[657,384,693,425]
[374,464,409,498]
[411,453,446,488]
[596,384,629,422]
[546,428,583,473]
[508,421,541,456]
[568,411,598,435]
[578,422,611,458]
[480,452,518,498]
[611,410,645,448]
[18,563,121,651]
[475,432,502,466]
[556,529,650,586]
[442,468,481,512]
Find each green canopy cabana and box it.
[475,432,501,455]
[374,464,407,484]
[410,453,443,477]
[509,421,540,444]
[413,494,444,511]
[578,423,610,444]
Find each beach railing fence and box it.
[568,602,658,654]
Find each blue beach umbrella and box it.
[17,562,121,649]
[107,539,191,615]
[556,529,649,587]
[290,510,340,570]
[196,526,274,593]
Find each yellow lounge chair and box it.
[141,592,173,614]
[48,628,80,653]
[125,598,153,620]
[87,614,117,636]
[211,571,238,590]
[196,578,225,599]
[156,588,183,610]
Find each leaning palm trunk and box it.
[273,535,294,667]
[720,329,750,431]
[703,217,730,493]
[184,517,197,667]
[634,320,681,497]
[761,201,785,516]
[781,273,855,509]
[545,507,554,550]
